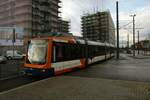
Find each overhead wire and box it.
[120,21,133,29]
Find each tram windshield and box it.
[27,40,48,64]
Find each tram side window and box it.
[98,46,105,55]
[88,45,92,57]
[64,44,85,61]
[110,47,114,53]
[55,44,64,62]
[88,45,106,57]
[52,42,85,63]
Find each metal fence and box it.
[0,60,24,80]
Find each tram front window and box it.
[27,40,48,64]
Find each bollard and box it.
[0,64,1,79]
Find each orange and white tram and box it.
[24,36,115,76]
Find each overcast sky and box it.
[61,0,150,45]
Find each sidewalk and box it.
[0,76,150,100]
[128,54,150,59]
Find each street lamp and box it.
[130,14,136,56]
[116,0,119,59]
[137,30,140,54]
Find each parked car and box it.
[127,49,132,54]
[6,50,25,60]
[0,55,7,63]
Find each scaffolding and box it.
[81,11,115,45]
[58,19,70,33]
[32,0,61,36]
[0,0,61,37]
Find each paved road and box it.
[66,54,150,82]
[0,60,23,79]
[0,60,45,92]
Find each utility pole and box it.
[137,30,140,54]
[127,33,129,49]
[122,40,124,49]
[12,28,16,58]
[130,14,136,56]
[116,1,119,59]
[127,33,129,51]
[149,34,150,49]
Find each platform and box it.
[0,76,150,100]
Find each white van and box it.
[6,50,25,60]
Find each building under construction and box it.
[81,11,115,44]
[58,19,70,33]
[0,0,61,37]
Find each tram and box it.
[24,36,115,76]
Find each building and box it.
[58,19,70,33]
[0,0,61,37]
[134,40,150,50]
[81,11,115,44]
